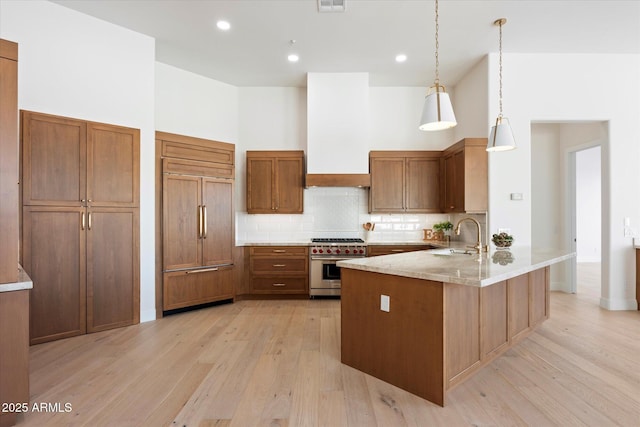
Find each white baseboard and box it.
[599,297,638,311]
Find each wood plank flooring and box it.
[15,266,640,426]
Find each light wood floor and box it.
[17,267,640,427]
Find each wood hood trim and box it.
[305,173,371,188]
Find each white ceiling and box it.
[53,0,640,88]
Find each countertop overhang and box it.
[337,246,575,287]
[0,264,33,293]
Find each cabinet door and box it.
[443,150,464,212]
[202,178,234,267]
[370,157,405,212]
[87,122,139,207]
[246,157,275,213]
[86,207,139,333]
[21,111,86,206]
[23,206,86,344]
[406,157,440,212]
[163,174,202,270]
[275,157,304,213]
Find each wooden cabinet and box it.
[249,246,309,295]
[246,151,304,214]
[0,39,18,284]
[157,132,235,312]
[162,169,234,271]
[21,112,139,208]
[21,111,140,344]
[369,151,440,213]
[0,289,29,427]
[163,265,234,311]
[367,244,435,257]
[441,138,488,213]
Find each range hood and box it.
[305,73,371,187]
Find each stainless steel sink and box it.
[429,248,475,256]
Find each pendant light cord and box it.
[498,19,503,118]
[434,0,440,85]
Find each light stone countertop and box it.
[0,265,33,293]
[236,240,446,247]
[337,246,575,287]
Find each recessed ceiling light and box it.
[288,54,299,63]
[216,20,231,31]
[395,54,407,63]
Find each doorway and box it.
[531,122,606,301]
[573,146,602,299]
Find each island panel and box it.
[340,268,445,406]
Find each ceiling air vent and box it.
[318,0,346,13]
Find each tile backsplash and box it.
[236,187,487,244]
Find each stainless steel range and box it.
[309,238,367,297]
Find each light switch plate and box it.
[380,295,390,312]
[510,193,523,201]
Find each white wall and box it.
[1,0,157,321]
[452,56,489,142]
[155,62,238,143]
[487,53,640,310]
[369,87,453,150]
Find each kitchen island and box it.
[337,247,574,406]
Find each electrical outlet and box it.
[380,295,390,312]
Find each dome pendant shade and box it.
[487,116,516,152]
[419,85,457,131]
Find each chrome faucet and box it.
[454,217,484,254]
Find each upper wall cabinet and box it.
[246,150,304,214]
[21,111,140,208]
[369,151,441,213]
[441,138,488,214]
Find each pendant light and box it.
[487,18,516,152]
[419,0,456,131]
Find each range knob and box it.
[312,248,317,254]
[319,249,324,254]
[359,249,364,254]
[335,249,341,254]
[345,249,350,254]
[326,249,332,254]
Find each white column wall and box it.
[487,53,640,310]
[0,0,157,321]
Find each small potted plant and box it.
[433,221,453,241]
[491,232,514,249]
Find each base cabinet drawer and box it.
[163,266,234,311]
[250,277,308,294]
[251,257,308,274]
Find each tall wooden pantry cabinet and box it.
[0,38,30,427]
[156,132,235,313]
[21,111,140,344]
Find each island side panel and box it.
[444,283,481,386]
[480,280,509,359]
[340,268,445,406]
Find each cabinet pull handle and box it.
[272,249,286,253]
[391,249,404,252]
[81,212,85,230]
[272,283,286,287]
[198,205,203,238]
[203,205,207,239]
[186,267,219,274]
[88,212,92,230]
[272,264,286,267]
